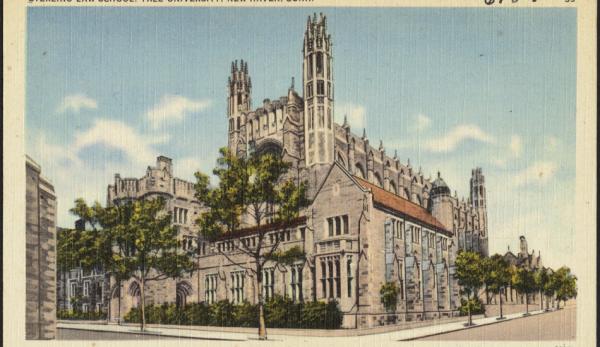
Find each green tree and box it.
[125,198,195,331]
[512,267,535,314]
[552,266,577,309]
[454,250,483,326]
[485,254,511,319]
[194,148,309,340]
[533,267,551,311]
[62,198,194,331]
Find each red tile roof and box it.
[353,176,451,235]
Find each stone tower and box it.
[470,167,488,256]
[303,13,334,167]
[430,172,454,231]
[227,59,251,156]
[519,235,528,257]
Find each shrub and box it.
[234,301,259,327]
[185,302,213,326]
[379,282,399,312]
[57,309,107,320]
[211,300,236,327]
[458,296,485,316]
[122,298,343,329]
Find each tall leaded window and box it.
[335,216,341,235]
[321,262,327,298]
[398,259,404,300]
[327,260,334,299]
[262,268,275,301]
[343,215,349,234]
[334,259,341,298]
[205,274,218,304]
[290,265,303,302]
[318,106,324,127]
[347,257,353,298]
[230,271,245,304]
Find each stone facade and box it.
[105,155,202,321]
[26,156,57,339]
[105,13,490,329]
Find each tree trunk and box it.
[118,280,122,325]
[539,290,543,311]
[525,293,529,314]
[467,292,472,326]
[499,289,504,319]
[256,264,267,340]
[140,276,146,332]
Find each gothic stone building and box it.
[26,156,57,339]
[107,13,489,328]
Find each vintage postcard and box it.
[3,0,597,346]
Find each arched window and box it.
[316,52,324,76]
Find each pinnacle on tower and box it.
[379,140,384,151]
[362,128,367,139]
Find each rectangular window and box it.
[335,216,341,236]
[290,266,303,302]
[398,260,404,300]
[328,219,333,237]
[230,271,245,304]
[321,262,327,298]
[308,108,314,129]
[327,107,332,129]
[317,80,325,95]
[205,274,218,304]
[262,268,275,301]
[335,259,341,298]
[83,281,90,296]
[82,304,89,313]
[347,257,353,298]
[343,215,349,234]
[327,260,334,299]
[70,282,76,297]
[327,82,331,98]
[318,106,324,127]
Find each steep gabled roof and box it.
[353,176,451,235]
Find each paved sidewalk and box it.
[57,309,549,342]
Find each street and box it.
[418,304,576,341]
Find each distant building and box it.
[503,235,543,271]
[26,156,57,339]
[502,235,543,304]
[56,222,110,315]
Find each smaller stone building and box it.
[26,156,57,339]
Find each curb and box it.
[57,326,247,341]
[397,310,549,341]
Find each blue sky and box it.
[26,7,576,271]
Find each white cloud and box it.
[56,94,98,113]
[335,103,366,130]
[509,135,522,158]
[73,119,168,165]
[512,161,558,187]
[412,113,432,132]
[146,95,211,129]
[423,124,495,153]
